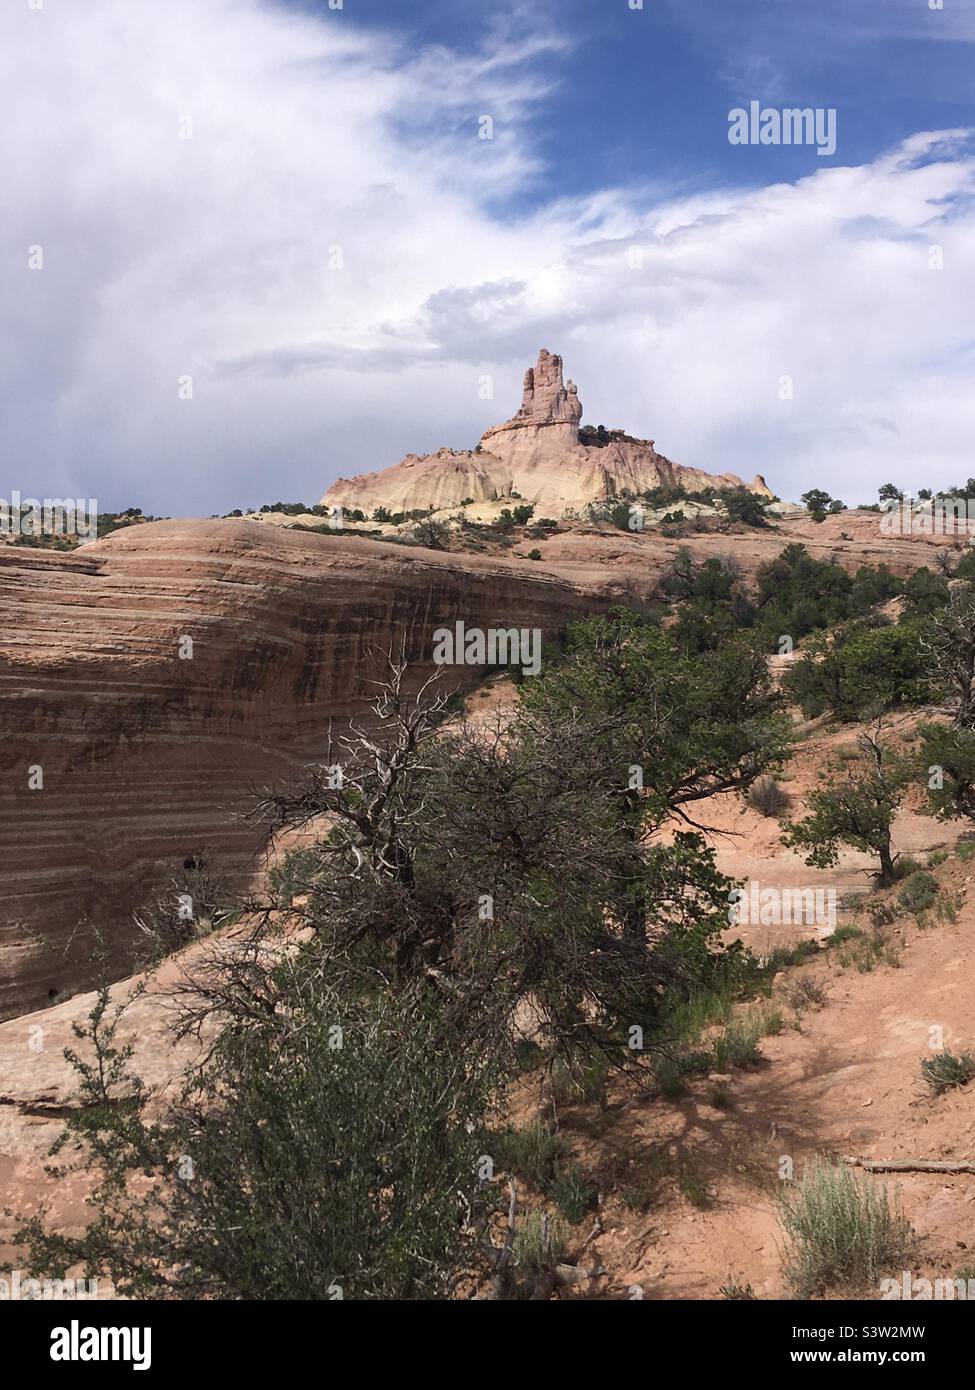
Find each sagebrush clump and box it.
[920,1048,975,1096]
[778,1158,916,1296]
[746,775,789,817]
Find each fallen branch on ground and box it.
[843,1156,975,1174]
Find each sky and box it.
[2,0,974,515]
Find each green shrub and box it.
[897,870,938,913]
[713,1014,764,1069]
[512,1210,568,1274]
[955,549,975,581]
[903,567,950,616]
[782,621,928,721]
[16,976,497,1301]
[678,1165,713,1209]
[867,900,898,927]
[719,1276,755,1299]
[549,1053,611,1108]
[753,544,901,650]
[664,981,736,1044]
[548,1164,595,1223]
[837,932,900,973]
[828,923,865,946]
[757,1002,785,1036]
[778,1158,916,1296]
[654,1048,711,1099]
[920,1048,975,1096]
[839,890,867,911]
[707,1080,734,1109]
[494,1120,564,1187]
[411,517,451,550]
[800,489,845,521]
[653,1056,689,1099]
[763,939,821,971]
[934,893,961,924]
[719,487,770,528]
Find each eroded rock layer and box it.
[0,520,607,1018]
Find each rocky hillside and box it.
[4,704,972,1300]
[321,349,771,518]
[4,496,964,1024]
[5,498,965,1023]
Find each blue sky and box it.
[341,0,975,201]
[2,0,974,514]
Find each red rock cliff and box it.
[0,520,609,1018]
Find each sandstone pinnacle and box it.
[321,349,773,517]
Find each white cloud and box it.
[2,0,974,513]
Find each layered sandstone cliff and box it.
[322,349,771,517]
[3,501,955,1021]
[0,520,610,1019]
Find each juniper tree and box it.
[17,969,497,1301]
[255,624,779,1060]
[18,618,790,1300]
[919,582,975,728]
[916,719,975,826]
[913,583,975,824]
[782,722,909,887]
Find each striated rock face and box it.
[0,520,610,1019]
[322,349,772,517]
[0,507,954,1020]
